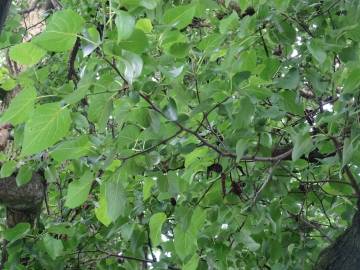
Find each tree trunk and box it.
[0,174,45,265]
[315,205,360,270]
[0,0,11,34]
[0,2,48,265]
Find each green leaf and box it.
[115,10,135,42]
[160,30,187,50]
[120,50,143,85]
[9,42,46,65]
[185,148,209,168]
[105,176,127,222]
[33,10,84,52]
[163,4,196,29]
[343,67,360,93]
[164,98,178,121]
[43,235,64,260]
[280,90,304,115]
[0,86,36,125]
[63,74,94,105]
[183,254,200,270]
[307,39,327,64]
[168,42,189,58]
[117,125,141,149]
[0,160,17,178]
[51,135,94,162]
[149,212,167,247]
[237,230,260,251]
[83,26,101,57]
[88,93,113,131]
[189,207,206,236]
[136,18,153,33]
[16,165,33,187]
[143,178,155,201]
[342,137,355,166]
[322,182,354,196]
[65,169,93,209]
[233,96,254,129]
[119,29,149,53]
[276,20,296,44]
[95,185,112,226]
[44,166,58,183]
[0,78,16,91]
[236,139,247,162]
[174,226,197,261]
[277,68,300,90]
[219,12,239,34]
[292,131,313,161]
[4,223,30,244]
[140,0,159,9]
[21,103,72,156]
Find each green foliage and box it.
[21,103,71,156]
[33,9,84,52]
[1,0,360,269]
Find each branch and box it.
[102,57,129,85]
[104,56,293,163]
[67,37,81,82]
[119,129,183,161]
[258,28,269,57]
[95,249,154,264]
[19,1,40,15]
[280,12,314,37]
[308,0,341,21]
[252,159,281,205]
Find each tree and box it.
[0,0,359,269]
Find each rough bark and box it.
[315,206,360,270]
[0,174,45,214]
[0,2,54,265]
[0,0,11,34]
[0,173,45,266]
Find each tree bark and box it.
[0,1,49,265]
[0,174,45,266]
[0,0,11,34]
[315,205,360,270]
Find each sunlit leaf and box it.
[22,103,72,156]
[33,10,84,52]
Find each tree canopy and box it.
[0,0,360,269]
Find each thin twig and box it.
[104,54,294,163]
[258,28,269,57]
[252,159,281,205]
[119,129,183,161]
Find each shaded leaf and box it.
[4,223,30,244]
[105,176,127,222]
[65,169,93,209]
[43,235,64,260]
